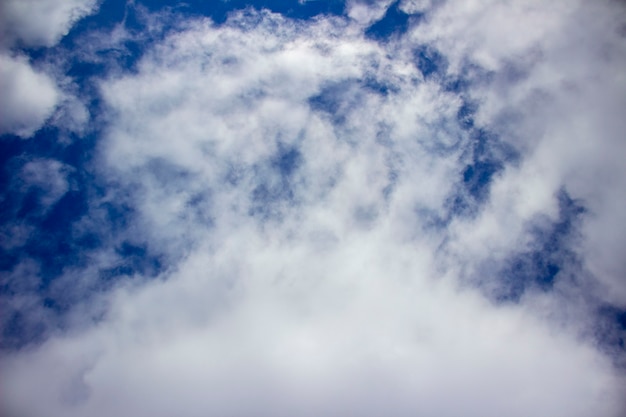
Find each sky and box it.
[1,0,626,416]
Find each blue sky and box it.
[1,1,626,416]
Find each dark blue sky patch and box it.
[309,84,347,125]
[0,118,162,351]
[362,77,395,96]
[444,61,495,94]
[0,132,96,279]
[65,45,136,80]
[444,193,476,219]
[272,145,302,179]
[365,2,411,40]
[100,241,163,282]
[249,183,290,221]
[456,100,477,130]
[0,136,24,184]
[62,0,128,41]
[1,125,99,172]
[0,251,19,272]
[248,179,295,220]
[11,197,87,288]
[471,128,519,167]
[96,198,135,233]
[61,9,153,80]
[590,305,626,360]
[414,206,448,233]
[249,146,303,221]
[493,190,586,303]
[39,190,88,233]
[443,76,470,94]
[461,160,502,203]
[414,45,447,79]
[15,0,135,84]
[1,309,48,351]
[444,126,519,221]
[308,80,366,129]
[308,76,397,126]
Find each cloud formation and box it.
[0,0,98,48]
[1,1,625,416]
[0,0,99,138]
[0,54,61,138]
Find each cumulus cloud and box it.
[346,0,397,25]
[0,0,100,138]
[2,1,626,416]
[0,54,61,138]
[0,0,99,48]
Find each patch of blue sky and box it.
[364,1,413,40]
[444,62,495,94]
[272,145,302,179]
[442,127,519,221]
[456,100,478,131]
[58,2,154,80]
[103,241,163,280]
[595,306,626,356]
[1,309,47,350]
[0,128,164,351]
[462,128,519,199]
[411,43,492,97]
[309,78,392,134]
[494,190,586,303]
[249,145,303,221]
[308,82,352,126]
[24,190,89,278]
[413,45,447,80]
[362,76,396,96]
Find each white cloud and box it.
[421,0,626,306]
[0,53,61,138]
[0,0,99,48]
[0,0,99,138]
[345,0,397,25]
[2,231,624,417]
[2,2,626,416]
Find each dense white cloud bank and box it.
[2,1,626,416]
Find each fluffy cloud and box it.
[2,1,626,416]
[0,0,98,48]
[415,0,626,305]
[0,0,99,138]
[0,54,61,138]
[2,236,623,417]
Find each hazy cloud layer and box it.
[1,1,625,416]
